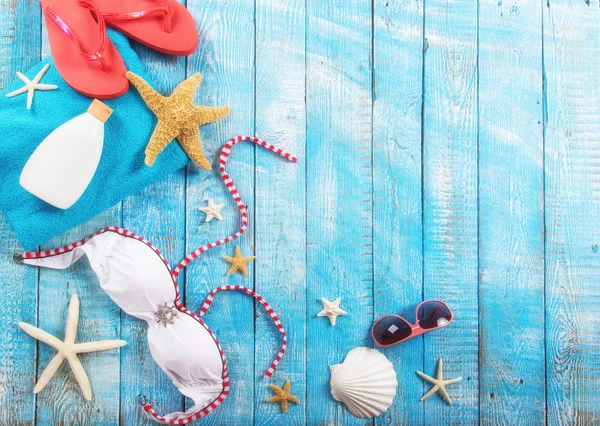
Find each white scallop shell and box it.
[329,347,398,418]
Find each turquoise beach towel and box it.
[0,30,190,250]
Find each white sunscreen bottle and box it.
[20,99,112,210]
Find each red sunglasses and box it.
[371,300,454,348]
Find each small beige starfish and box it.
[266,380,300,413]
[416,359,463,404]
[223,246,255,276]
[127,71,229,169]
[199,198,224,222]
[18,294,127,401]
[317,297,347,326]
[6,63,58,109]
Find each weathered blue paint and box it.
[35,28,123,426]
[0,1,40,424]
[479,0,546,424]
[120,44,187,424]
[305,1,374,425]
[0,0,599,424]
[185,1,257,425]
[422,0,480,424]
[544,1,600,425]
[254,0,306,425]
[373,0,425,424]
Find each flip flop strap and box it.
[101,5,172,33]
[45,0,107,68]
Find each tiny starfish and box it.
[18,294,126,401]
[199,198,224,222]
[317,297,347,326]
[6,63,58,109]
[416,358,463,404]
[266,380,300,413]
[223,246,255,276]
[127,71,229,169]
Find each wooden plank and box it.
[421,0,479,423]
[0,3,41,424]
[305,1,373,424]
[478,1,546,424]
[33,26,122,426]
[184,0,256,424]
[372,0,424,423]
[0,226,38,426]
[34,209,122,425]
[0,0,40,85]
[119,46,187,424]
[544,1,600,424]
[254,0,306,425]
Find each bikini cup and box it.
[16,136,298,425]
[21,229,226,422]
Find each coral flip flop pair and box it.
[42,0,198,98]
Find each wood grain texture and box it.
[254,0,306,425]
[185,0,256,424]
[34,28,122,426]
[119,44,187,424]
[35,209,122,425]
[373,0,424,424]
[0,1,40,424]
[544,1,600,424]
[478,0,546,424]
[305,1,374,424]
[0,220,37,426]
[2,0,600,424]
[422,0,479,422]
[0,0,40,87]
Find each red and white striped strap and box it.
[15,136,296,423]
[138,293,234,425]
[172,136,297,276]
[139,370,230,425]
[200,285,287,378]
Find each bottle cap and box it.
[87,99,113,123]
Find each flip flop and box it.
[42,0,128,99]
[95,0,198,56]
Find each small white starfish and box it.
[18,294,127,401]
[5,63,58,109]
[416,359,463,404]
[199,198,224,222]
[317,297,347,326]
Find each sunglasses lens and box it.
[372,316,412,346]
[417,301,452,330]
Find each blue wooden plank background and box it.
[1,0,599,425]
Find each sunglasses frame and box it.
[371,300,454,348]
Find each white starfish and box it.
[5,63,58,109]
[18,294,127,401]
[416,359,463,404]
[317,297,347,326]
[199,198,224,222]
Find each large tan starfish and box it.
[127,72,229,169]
[266,380,300,413]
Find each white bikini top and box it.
[16,136,297,425]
